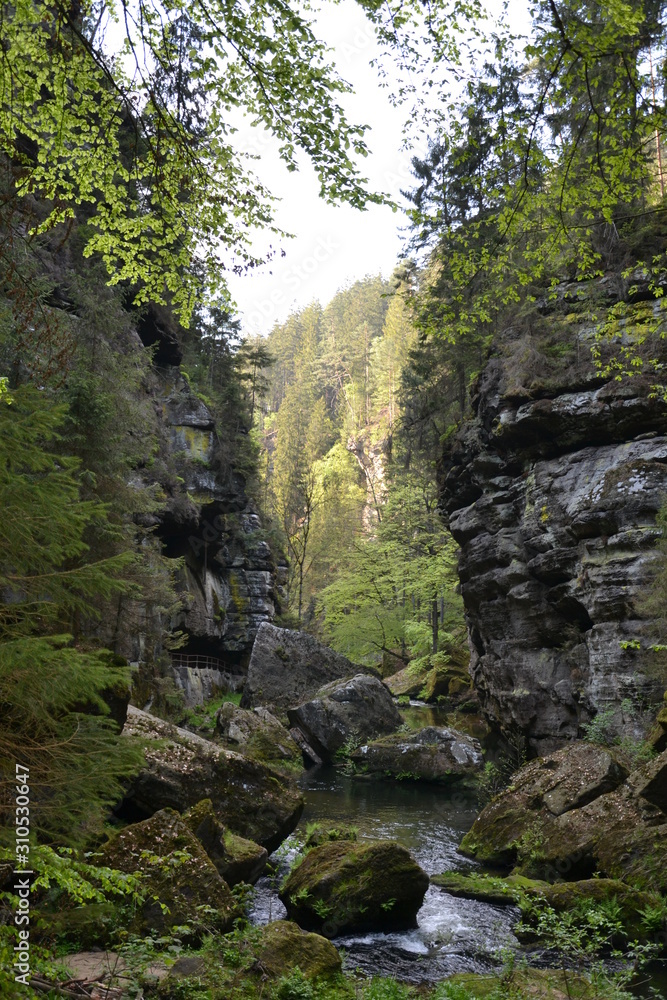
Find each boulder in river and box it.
[459,741,667,889]
[241,622,369,712]
[280,839,429,937]
[119,706,304,852]
[215,701,303,771]
[98,808,239,936]
[287,673,402,762]
[350,726,483,782]
[183,798,268,885]
[253,920,342,980]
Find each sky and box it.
[225,0,532,338]
[225,0,416,337]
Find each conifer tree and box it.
[0,383,142,846]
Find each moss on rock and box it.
[98,808,239,937]
[279,839,429,937]
[254,920,342,979]
[431,870,548,906]
[183,798,268,885]
[121,706,304,852]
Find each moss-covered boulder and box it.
[628,746,667,813]
[254,920,342,979]
[120,706,304,852]
[385,650,472,705]
[521,878,662,943]
[459,742,667,890]
[385,662,429,699]
[215,702,303,772]
[650,699,667,753]
[431,870,548,906]
[183,798,267,885]
[432,871,662,944]
[98,809,239,936]
[443,969,590,999]
[459,741,628,870]
[349,726,482,783]
[304,822,358,849]
[280,839,429,937]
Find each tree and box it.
[317,470,463,665]
[404,2,667,384]
[0,0,408,324]
[0,383,143,845]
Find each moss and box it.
[98,808,239,937]
[524,878,661,943]
[431,870,548,906]
[444,969,592,999]
[279,839,429,936]
[304,822,358,849]
[254,921,341,980]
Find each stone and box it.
[183,798,267,885]
[385,651,472,705]
[650,697,667,753]
[304,822,358,849]
[440,341,667,751]
[118,371,281,675]
[119,706,304,852]
[384,663,427,699]
[350,726,483,782]
[287,673,403,762]
[627,748,667,813]
[253,921,342,980]
[459,741,667,890]
[215,702,302,770]
[431,871,549,906]
[98,809,239,936]
[280,839,429,937]
[241,622,369,711]
[459,741,628,868]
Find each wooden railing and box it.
[171,653,226,672]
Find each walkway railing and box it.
[171,653,226,672]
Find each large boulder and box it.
[241,622,366,712]
[253,921,342,980]
[280,839,429,937]
[287,674,402,763]
[98,809,239,936]
[215,702,302,771]
[183,799,267,885]
[459,742,667,889]
[350,726,483,782]
[119,706,303,852]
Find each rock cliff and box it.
[147,369,283,696]
[440,281,667,753]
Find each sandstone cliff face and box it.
[440,293,667,753]
[133,367,283,697]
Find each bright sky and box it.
[226,0,414,337]
[226,1,531,337]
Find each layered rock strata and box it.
[441,360,667,751]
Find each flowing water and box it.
[248,704,667,993]
[250,705,521,984]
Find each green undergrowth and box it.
[179,692,242,734]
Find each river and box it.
[248,704,667,994]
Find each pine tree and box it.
[0,383,143,846]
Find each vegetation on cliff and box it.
[2,0,667,997]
